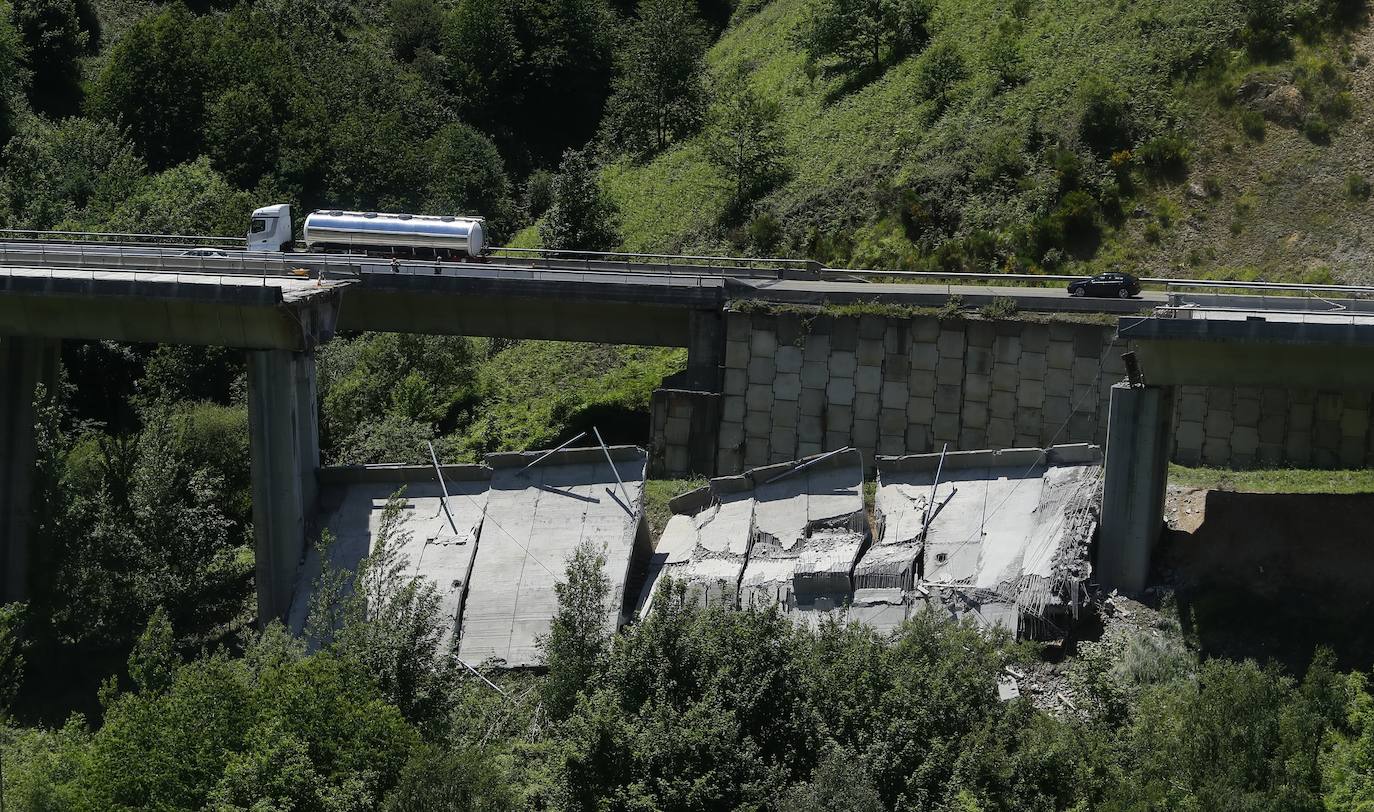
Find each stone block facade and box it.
[714,311,1117,473]
[654,308,1374,476]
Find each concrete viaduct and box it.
[0,245,1369,621]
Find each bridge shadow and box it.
[1161,489,1374,674]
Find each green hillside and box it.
[602,0,1372,282]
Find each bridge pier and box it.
[1098,382,1175,594]
[247,349,320,624]
[651,310,724,478]
[0,337,59,603]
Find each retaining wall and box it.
[650,308,1374,477]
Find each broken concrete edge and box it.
[873,443,1102,473]
[319,463,492,485]
[484,444,647,469]
[664,447,867,518]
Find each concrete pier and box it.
[0,337,59,602]
[248,349,320,623]
[1098,382,1175,593]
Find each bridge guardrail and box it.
[0,243,732,291]
[4,238,1374,302]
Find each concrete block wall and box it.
[1171,386,1374,468]
[654,307,1374,477]
[715,310,1122,473]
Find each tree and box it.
[784,744,886,812]
[601,0,708,158]
[204,85,279,189]
[11,0,89,117]
[794,0,930,73]
[388,0,443,61]
[104,157,253,237]
[0,602,25,711]
[309,495,456,731]
[704,81,784,208]
[384,744,515,811]
[423,122,516,239]
[914,39,966,116]
[539,148,621,251]
[539,540,610,719]
[0,3,25,146]
[0,116,144,230]
[90,5,207,170]
[127,607,176,695]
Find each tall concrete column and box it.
[684,309,724,391]
[248,349,320,624]
[1098,382,1174,593]
[0,337,59,603]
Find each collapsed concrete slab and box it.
[740,450,868,612]
[872,444,1102,637]
[637,448,868,618]
[457,446,648,668]
[636,481,752,615]
[287,464,491,642]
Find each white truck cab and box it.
[247,204,293,252]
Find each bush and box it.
[978,297,1018,319]
[1346,173,1371,201]
[1302,113,1331,143]
[1137,134,1188,180]
[1239,109,1266,141]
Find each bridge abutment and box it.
[1098,382,1175,594]
[248,348,320,624]
[0,337,59,603]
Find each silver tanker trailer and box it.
[246,204,486,257]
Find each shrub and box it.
[1144,222,1162,243]
[1137,134,1188,180]
[978,297,1018,319]
[1302,113,1330,143]
[1239,109,1266,141]
[1346,173,1371,201]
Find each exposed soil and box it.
[1158,485,1374,672]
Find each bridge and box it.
[0,236,1371,620]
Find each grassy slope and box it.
[1168,463,1374,492]
[604,0,1374,281]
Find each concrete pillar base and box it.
[1098,382,1174,594]
[0,337,59,603]
[248,349,320,625]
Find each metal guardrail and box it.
[0,242,731,290]
[3,237,1374,304]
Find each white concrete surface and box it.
[287,474,489,642]
[457,448,646,668]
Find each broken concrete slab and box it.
[637,480,753,615]
[457,446,648,668]
[871,444,1102,636]
[287,464,492,643]
[636,448,868,619]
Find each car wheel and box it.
[1072,288,1086,297]
[1117,287,1130,299]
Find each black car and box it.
[1067,271,1141,299]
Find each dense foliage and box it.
[7,541,1374,810]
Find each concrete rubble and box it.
[871,444,1102,637]
[287,446,648,669]
[638,445,1101,641]
[637,449,868,619]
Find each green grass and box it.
[1168,464,1374,494]
[643,478,710,539]
[454,342,686,458]
[600,0,1370,282]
